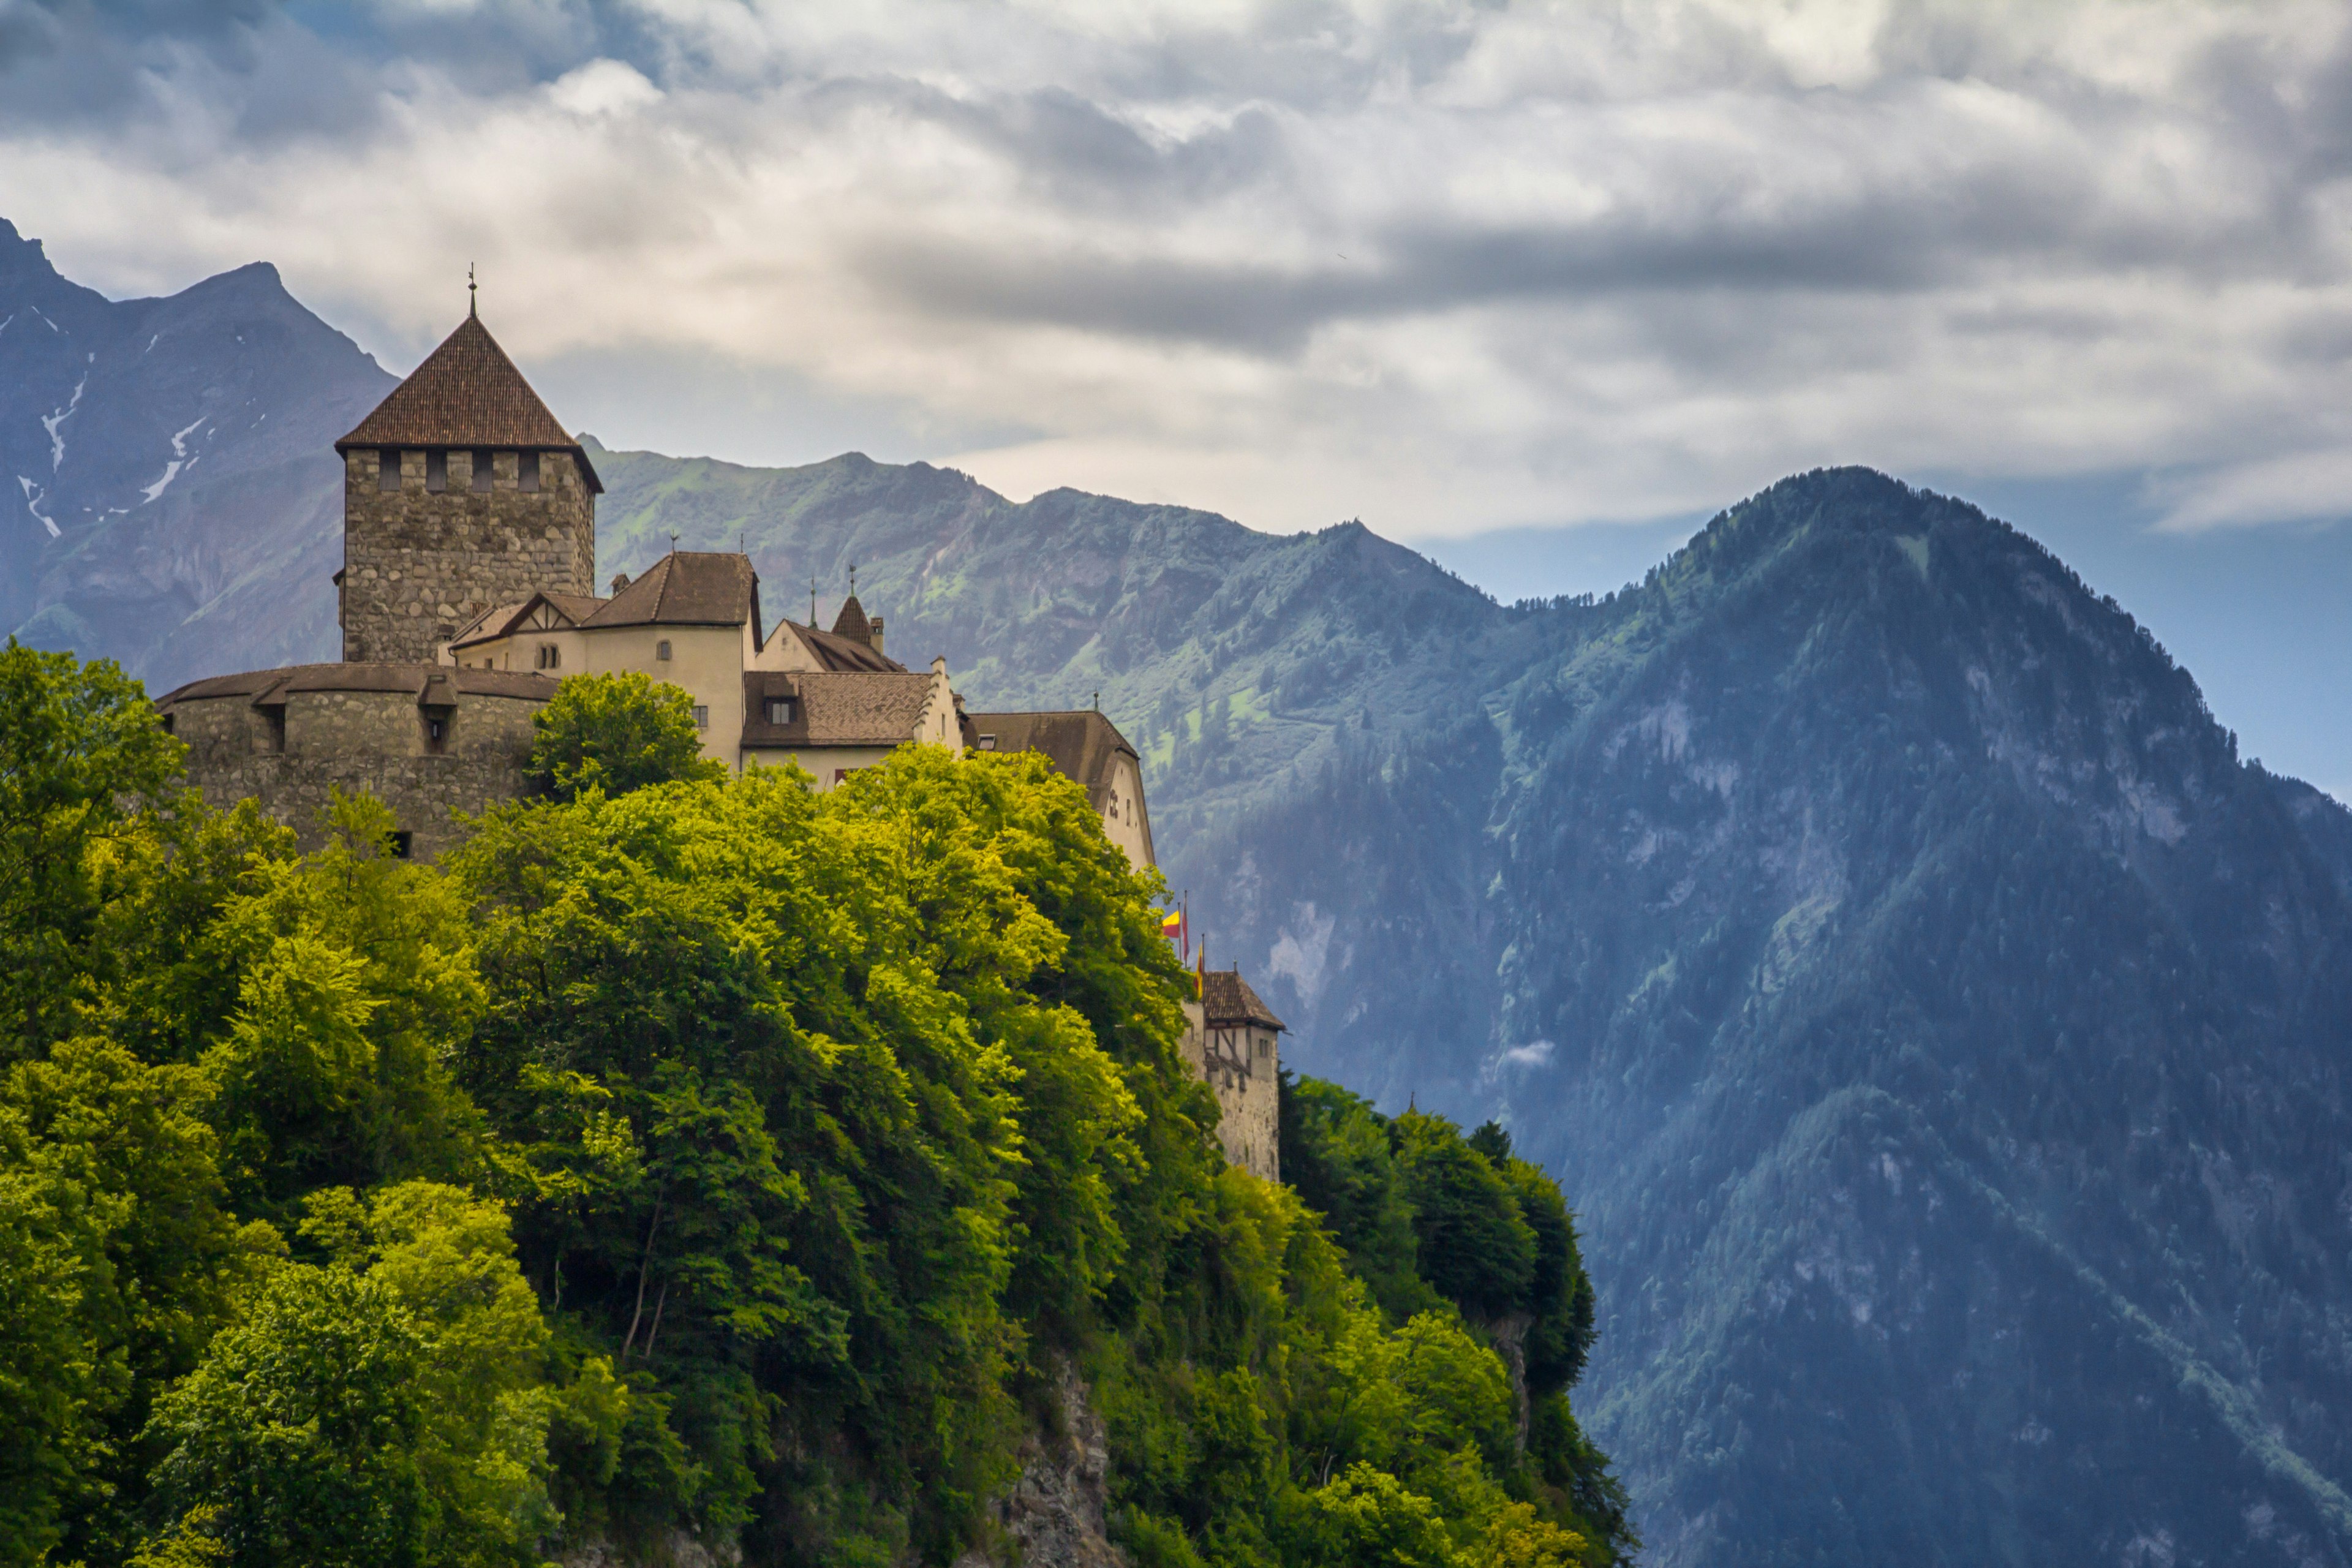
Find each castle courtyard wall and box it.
[164,675,545,861]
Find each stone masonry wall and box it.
[342,448,596,663]
[171,686,541,861]
[1179,1003,1280,1182]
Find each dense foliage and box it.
[525,671,727,801]
[0,643,1627,1568]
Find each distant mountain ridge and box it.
[15,229,2352,1567]
[0,218,392,686]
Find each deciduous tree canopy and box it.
[0,647,1629,1568]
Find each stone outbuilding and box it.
[1183,968,1284,1182]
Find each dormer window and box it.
[518,451,541,492]
[764,697,795,725]
[425,450,448,492]
[656,640,672,662]
[978,734,997,751]
[379,449,401,491]
[472,450,493,492]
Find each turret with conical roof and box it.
[332,311,599,663]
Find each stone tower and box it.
[332,310,601,664]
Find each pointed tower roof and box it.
[831,594,873,647]
[336,314,601,491]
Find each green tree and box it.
[0,641,184,1058]
[525,673,725,802]
[145,1263,431,1568]
[1391,1110,1536,1321]
[0,1038,259,1567]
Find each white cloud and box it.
[7,0,2352,538]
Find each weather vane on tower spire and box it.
[468,263,477,318]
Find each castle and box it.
[156,306,1279,1178]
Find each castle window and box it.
[535,644,560,670]
[425,449,448,492]
[518,451,541,492]
[693,705,709,730]
[379,449,401,491]
[389,831,415,860]
[471,450,493,492]
[422,711,450,755]
[260,705,286,755]
[656,639,672,662]
[764,697,794,725]
[159,712,174,736]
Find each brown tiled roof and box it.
[450,590,612,650]
[831,594,873,646]
[583,552,756,630]
[767,619,905,673]
[1202,970,1286,1032]
[448,601,530,649]
[336,314,602,492]
[963,710,1139,812]
[157,663,557,706]
[741,671,939,748]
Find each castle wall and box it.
[1180,1001,1280,1182]
[342,448,597,663]
[1098,753,1152,872]
[165,680,544,861]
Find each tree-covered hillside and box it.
[1199,470,2352,1565]
[0,649,1628,1568]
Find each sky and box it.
[4,0,2351,789]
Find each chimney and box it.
[870,615,884,656]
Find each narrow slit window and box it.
[379,449,401,491]
[536,644,561,670]
[472,450,494,492]
[518,451,541,492]
[425,450,448,492]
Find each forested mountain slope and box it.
[1200,470,2352,1566]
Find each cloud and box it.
[2154,449,2352,531]
[6,0,2352,537]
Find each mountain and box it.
[16,232,2352,1565]
[1202,472,2352,1565]
[0,218,390,687]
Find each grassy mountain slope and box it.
[589,440,1544,857]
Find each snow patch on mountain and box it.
[42,374,85,470]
